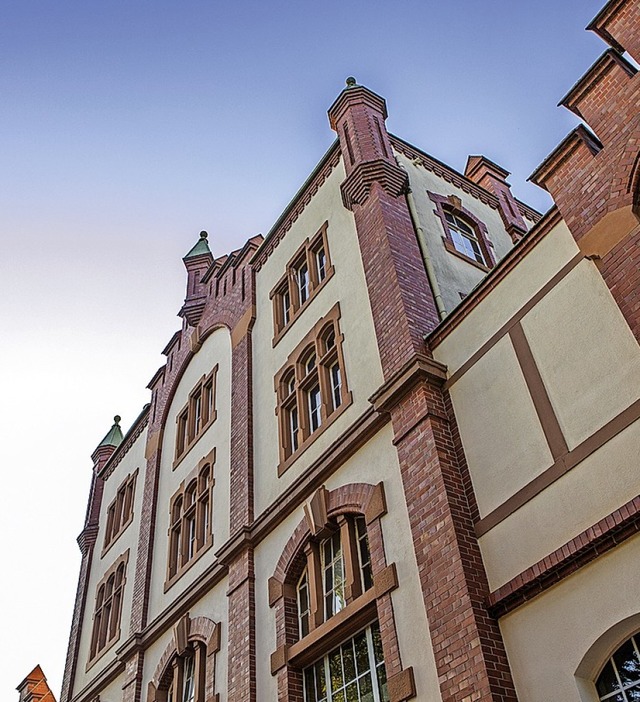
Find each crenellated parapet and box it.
[530,0,640,339]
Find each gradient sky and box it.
[1,1,611,698]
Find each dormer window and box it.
[444,210,487,265]
[428,191,495,271]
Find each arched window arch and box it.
[596,634,640,701]
[428,191,495,270]
[149,615,220,702]
[269,484,414,702]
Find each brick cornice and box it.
[488,495,640,617]
[340,160,409,210]
[587,0,628,51]
[529,125,603,188]
[77,525,98,556]
[559,49,637,117]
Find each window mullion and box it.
[337,516,361,603]
[323,651,332,702]
[304,542,324,630]
[366,627,382,702]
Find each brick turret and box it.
[328,78,440,378]
[181,231,214,327]
[465,155,527,242]
[531,0,640,339]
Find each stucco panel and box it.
[252,160,384,517]
[148,327,231,623]
[479,419,640,590]
[433,221,580,374]
[521,259,640,449]
[449,335,553,518]
[500,534,640,702]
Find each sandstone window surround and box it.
[148,614,221,702]
[270,222,335,346]
[428,191,495,271]
[88,550,129,667]
[165,451,215,592]
[270,483,416,702]
[102,469,138,556]
[274,304,352,476]
[174,366,218,468]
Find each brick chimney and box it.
[465,155,527,242]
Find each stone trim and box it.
[487,495,640,617]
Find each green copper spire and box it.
[184,230,211,259]
[98,415,124,448]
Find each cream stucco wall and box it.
[433,220,580,373]
[73,425,147,697]
[479,418,640,590]
[394,150,523,314]
[448,335,553,518]
[500,534,640,702]
[253,425,443,702]
[147,327,231,623]
[433,220,640,592]
[252,159,385,517]
[522,260,640,450]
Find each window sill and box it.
[85,631,121,672]
[287,588,377,669]
[272,265,335,348]
[163,537,214,593]
[172,413,218,471]
[277,390,352,477]
[442,238,491,272]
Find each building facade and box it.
[58,1,640,701]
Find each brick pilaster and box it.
[387,378,518,701]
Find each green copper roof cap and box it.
[99,415,124,448]
[184,230,212,260]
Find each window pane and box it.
[330,648,344,692]
[342,640,356,683]
[597,661,621,696]
[304,667,317,702]
[613,639,640,686]
[354,631,370,675]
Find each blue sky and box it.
[1,0,608,698]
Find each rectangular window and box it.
[271,223,333,342]
[303,624,388,702]
[322,531,345,619]
[330,364,342,411]
[308,385,322,433]
[103,472,137,553]
[174,367,218,465]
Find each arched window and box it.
[428,191,495,270]
[158,642,205,702]
[444,209,488,266]
[275,305,351,472]
[596,634,640,701]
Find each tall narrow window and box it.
[89,552,128,663]
[297,571,311,639]
[276,306,351,470]
[166,460,215,587]
[271,223,333,341]
[159,642,207,702]
[174,367,218,464]
[103,471,137,553]
[322,530,346,619]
